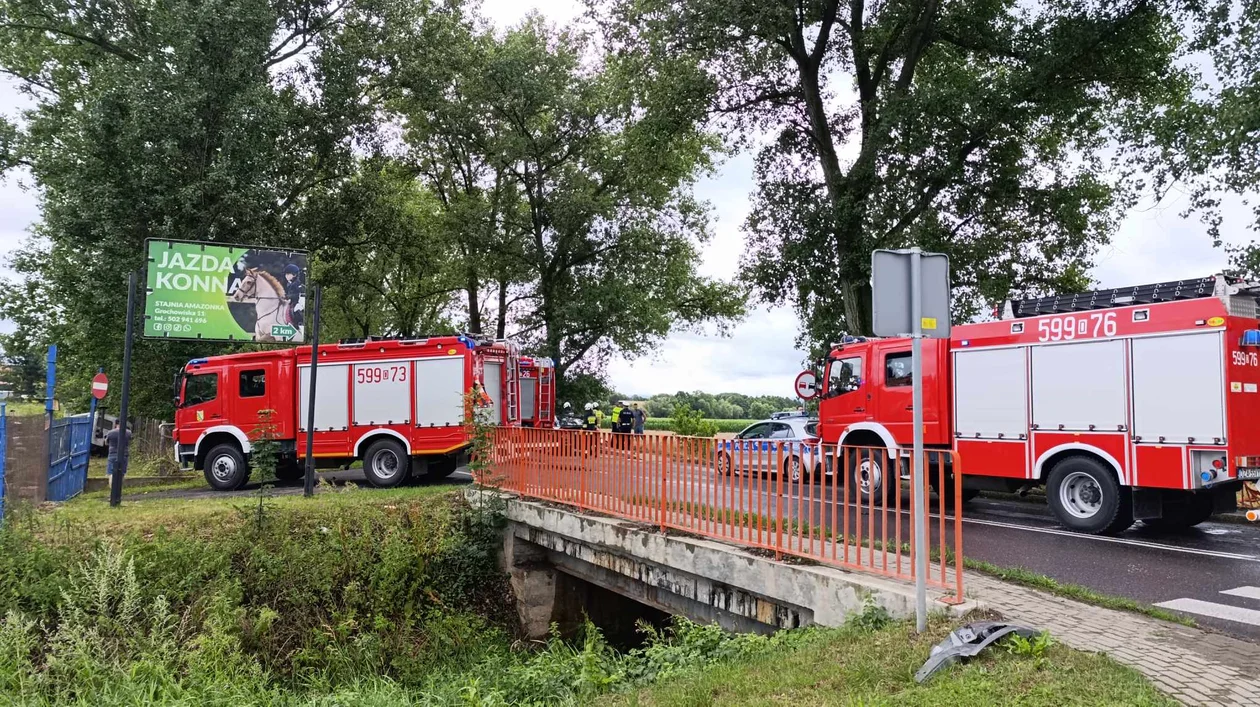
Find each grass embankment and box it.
[605,617,1174,707]
[0,487,1175,706]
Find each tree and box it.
[394,19,746,395]
[0,0,442,417]
[1145,2,1260,274]
[300,159,463,340]
[598,0,1193,349]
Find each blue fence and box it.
[47,415,91,503]
[0,405,6,523]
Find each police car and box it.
[715,417,821,482]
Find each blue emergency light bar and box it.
[1241,330,1260,347]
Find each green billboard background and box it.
[144,240,309,342]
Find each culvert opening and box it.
[554,573,671,650]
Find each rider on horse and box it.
[283,263,305,329]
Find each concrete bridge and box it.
[473,420,972,637]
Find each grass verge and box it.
[603,615,1175,706]
[964,559,1195,626]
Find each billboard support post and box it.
[303,284,321,498]
[111,271,138,508]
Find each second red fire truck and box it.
[813,275,1260,534]
[173,334,523,490]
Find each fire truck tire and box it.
[1046,456,1133,534]
[203,443,248,491]
[363,439,411,488]
[847,446,892,506]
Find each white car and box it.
[715,417,821,482]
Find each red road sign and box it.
[91,372,109,400]
[794,370,819,400]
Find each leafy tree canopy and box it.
[596,0,1195,352]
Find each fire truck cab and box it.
[173,334,521,490]
[817,275,1260,534]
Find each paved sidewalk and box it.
[969,573,1260,706]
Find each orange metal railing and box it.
[482,428,964,602]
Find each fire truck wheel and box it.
[203,444,248,491]
[847,446,892,505]
[1046,456,1133,534]
[363,439,411,488]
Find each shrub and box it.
[670,405,718,438]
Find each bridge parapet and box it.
[480,491,976,639]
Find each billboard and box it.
[144,239,308,342]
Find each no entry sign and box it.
[91,373,109,400]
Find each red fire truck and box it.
[814,275,1260,534]
[173,335,521,490]
[519,356,556,428]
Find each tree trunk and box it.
[496,278,508,339]
[465,269,481,334]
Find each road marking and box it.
[1221,586,1260,601]
[1154,598,1260,627]
[951,515,1260,563]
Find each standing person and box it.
[610,401,623,432]
[105,420,132,480]
[616,401,634,451]
[632,403,646,435]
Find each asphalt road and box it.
[149,456,1260,643]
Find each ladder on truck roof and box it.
[1000,274,1260,319]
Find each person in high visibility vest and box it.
[583,403,598,431]
[610,402,623,431]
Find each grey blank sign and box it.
[871,249,952,339]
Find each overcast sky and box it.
[0,0,1252,399]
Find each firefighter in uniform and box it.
[616,401,634,452]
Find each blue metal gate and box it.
[0,404,7,523]
[47,414,91,502]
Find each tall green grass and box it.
[0,489,813,705]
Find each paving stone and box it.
[969,573,1260,705]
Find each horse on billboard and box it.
[230,268,291,341]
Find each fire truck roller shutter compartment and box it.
[299,364,350,431]
[415,357,465,427]
[1132,332,1226,446]
[953,347,1028,439]
[483,361,503,422]
[520,377,538,420]
[1031,340,1126,432]
[353,362,411,425]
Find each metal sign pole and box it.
[909,247,927,632]
[303,284,322,498]
[111,271,138,508]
